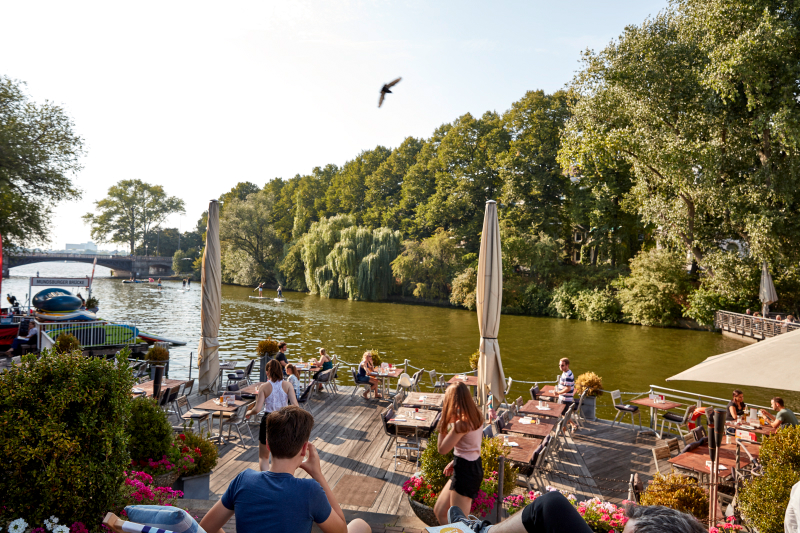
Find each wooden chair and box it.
[392,389,406,411]
[297,380,317,411]
[176,395,212,434]
[529,385,540,401]
[573,389,589,429]
[660,405,695,442]
[652,442,672,474]
[429,370,447,393]
[515,396,524,408]
[409,368,425,393]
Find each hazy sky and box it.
[2,0,667,251]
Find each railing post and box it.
[496,456,505,524]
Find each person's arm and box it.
[770,413,783,429]
[246,383,271,418]
[299,443,348,533]
[198,499,234,533]
[438,425,467,455]
[729,404,739,420]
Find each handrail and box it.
[716,309,800,340]
[649,384,800,416]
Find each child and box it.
[286,364,303,399]
[199,406,371,533]
[433,381,484,526]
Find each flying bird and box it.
[378,77,402,108]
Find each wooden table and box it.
[135,378,188,398]
[403,392,445,410]
[195,397,249,445]
[726,421,777,438]
[502,416,557,438]
[519,400,566,418]
[448,374,479,387]
[240,382,265,396]
[295,363,321,388]
[538,385,559,401]
[372,367,403,398]
[389,407,439,431]
[501,435,543,464]
[668,442,758,481]
[631,398,683,433]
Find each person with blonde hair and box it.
[433,382,484,526]
[356,351,382,399]
[312,348,334,392]
[246,359,298,471]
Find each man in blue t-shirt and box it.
[199,406,371,533]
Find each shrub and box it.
[369,350,383,366]
[419,431,453,493]
[145,345,169,362]
[573,287,622,322]
[682,287,733,326]
[180,431,219,476]
[520,284,554,316]
[0,348,134,525]
[54,333,81,354]
[85,296,99,309]
[614,248,692,326]
[256,338,279,358]
[114,471,183,510]
[550,280,584,319]
[480,436,518,497]
[128,397,173,462]
[740,425,800,533]
[450,267,477,310]
[469,350,480,370]
[574,372,604,397]
[638,473,708,521]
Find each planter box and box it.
[408,495,438,527]
[173,472,211,500]
[581,395,597,421]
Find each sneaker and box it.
[447,506,492,532]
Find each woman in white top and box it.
[433,382,484,526]
[285,364,303,398]
[246,359,298,471]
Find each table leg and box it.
[216,409,224,445]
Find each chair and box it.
[176,395,212,434]
[316,368,335,393]
[297,380,317,411]
[508,404,518,418]
[393,389,406,411]
[220,403,255,446]
[238,359,256,385]
[182,378,195,398]
[351,369,373,399]
[328,363,340,393]
[410,368,425,392]
[610,390,642,431]
[504,377,513,398]
[519,435,551,490]
[652,443,672,474]
[515,396,524,408]
[227,383,240,392]
[529,385,540,401]
[482,425,494,438]
[393,417,421,470]
[380,408,397,455]
[660,405,696,441]
[492,417,505,436]
[395,373,413,396]
[735,438,763,478]
[573,389,588,429]
[429,370,447,393]
[683,430,697,446]
[226,371,248,388]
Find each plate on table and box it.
[132,388,144,394]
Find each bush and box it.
[180,431,219,476]
[573,288,622,322]
[369,350,383,367]
[54,333,81,354]
[469,350,480,370]
[574,372,604,397]
[551,280,584,318]
[0,348,134,525]
[256,338,279,358]
[85,296,99,309]
[450,267,477,310]
[638,473,708,521]
[419,431,453,493]
[614,248,691,326]
[740,425,800,533]
[145,345,169,362]
[128,396,173,462]
[480,436,518,497]
[520,284,554,316]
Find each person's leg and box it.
[490,492,592,533]
[434,480,455,525]
[258,415,270,471]
[346,518,371,533]
[449,491,473,523]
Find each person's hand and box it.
[443,461,454,477]
[298,442,323,480]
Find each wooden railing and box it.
[715,310,800,340]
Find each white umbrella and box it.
[197,199,221,395]
[759,261,778,316]
[477,200,506,411]
[667,328,800,391]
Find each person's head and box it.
[745,308,751,315]
[265,406,314,459]
[776,315,783,321]
[732,389,744,404]
[772,397,785,410]
[319,348,327,358]
[439,382,482,434]
[622,504,706,533]
[267,359,283,382]
[362,350,374,364]
[278,341,287,353]
[559,358,570,371]
[286,363,297,377]
[789,315,796,322]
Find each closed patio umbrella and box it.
[477,200,506,412]
[759,261,778,316]
[197,199,221,395]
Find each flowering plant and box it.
[402,475,439,508]
[403,474,497,519]
[709,516,744,532]
[132,435,200,476]
[2,517,89,533]
[118,471,183,506]
[504,488,628,533]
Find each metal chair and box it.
[410,368,425,392]
[393,389,406,411]
[429,370,447,393]
[504,377,513,398]
[351,369,373,399]
[297,380,317,411]
[380,407,397,455]
[182,378,195,399]
[660,405,696,442]
[220,403,255,446]
[610,390,642,431]
[393,417,421,470]
[176,395,212,434]
[573,389,588,429]
[529,385,540,401]
[316,368,335,393]
[482,425,494,438]
[735,438,763,478]
[327,363,340,393]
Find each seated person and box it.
[448,492,705,533]
[3,324,38,356]
[199,406,371,533]
[760,396,799,429]
[312,348,334,392]
[726,389,746,421]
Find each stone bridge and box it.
[3,253,175,278]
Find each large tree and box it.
[83,179,185,254]
[0,76,84,248]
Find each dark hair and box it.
[286,363,296,376]
[266,359,283,382]
[266,406,314,458]
[278,342,287,351]
[624,504,706,533]
[732,389,743,398]
[773,397,785,407]
[438,382,482,435]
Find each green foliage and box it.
[279,239,309,291]
[740,425,800,533]
[450,267,477,310]
[0,76,83,249]
[551,280,584,319]
[573,287,621,322]
[480,436,518,497]
[500,225,565,286]
[180,430,219,476]
[369,351,383,367]
[638,473,708,521]
[85,296,99,309]
[84,179,185,255]
[0,348,134,525]
[392,229,463,300]
[573,372,604,397]
[520,284,554,316]
[682,288,733,326]
[54,333,81,354]
[128,396,173,462]
[173,249,191,275]
[614,248,691,326]
[145,345,169,362]
[469,350,480,370]
[256,338,279,358]
[419,431,453,493]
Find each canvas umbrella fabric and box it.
[759,261,778,316]
[477,200,506,411]
[667,328,800,391]
[197,199,221,395]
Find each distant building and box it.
[65,242,97,252]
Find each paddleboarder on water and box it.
[254,282,265,297]
[157,278,162,291]
[277,285,283,298]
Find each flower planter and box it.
[407,495,439,527]
[152,469,181,488]
[173,472,211,500]
[581,395,597,421]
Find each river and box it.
[7,261,791,420]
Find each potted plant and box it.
[85,296,99,313]
[173,430,219,499]
[574,372,604,421]
[54,333,81,355]
[145,345,170,378]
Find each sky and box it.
[2,0,668,251]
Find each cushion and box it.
[680,436,707,454]
[124,506,206,533]
[662,412,684,423]
[615,404,639,412]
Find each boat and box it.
[35,309,98,321]
[33,288,82,312]
[0,322,18,350]
[274,298,286,303]
[249,296,270,299]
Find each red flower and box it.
[194,447,201,454]
[178,434,186,441]
[181,446,189,453]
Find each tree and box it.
[391,229,462,300]
[84,179,185,254]
[0,76,84,249]
[363,137,424,229]
[219,181,260,209]
[325,147,391,223]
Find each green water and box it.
[9,262,791,419]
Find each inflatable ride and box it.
[32,288,82,312]
[35,310,97,321]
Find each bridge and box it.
[3,253,175,278]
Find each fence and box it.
[37,319,139,350]
[715,309,800,340]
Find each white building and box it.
[65,241,98,252]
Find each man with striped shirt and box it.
[556,358,574,406]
